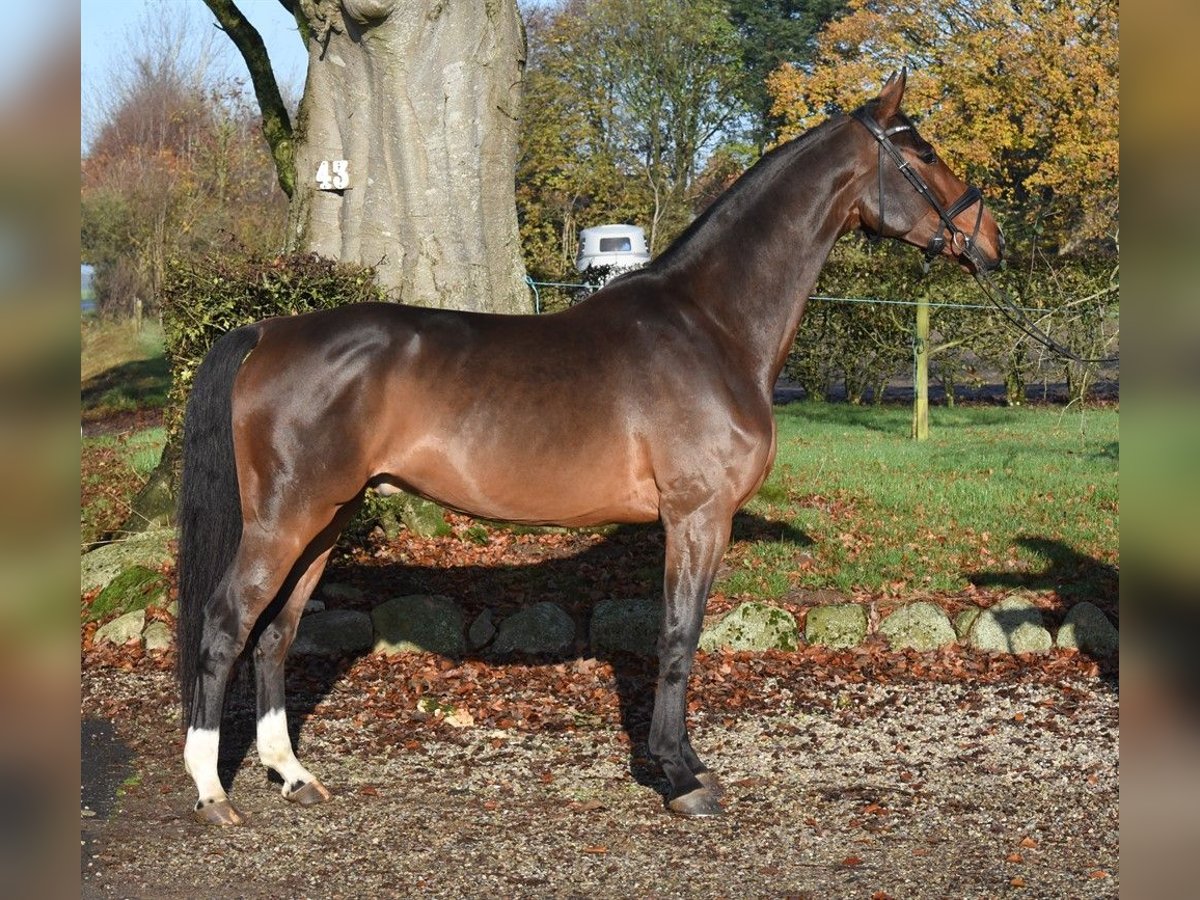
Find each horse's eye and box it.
[919,149,937,165]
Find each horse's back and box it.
[234,301,670,526]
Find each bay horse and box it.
[177,72,1003,824]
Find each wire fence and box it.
[525,274,1119,408]
[525,276,1059,316]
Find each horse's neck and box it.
[666,123,861,392]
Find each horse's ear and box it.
[876,68,907,122]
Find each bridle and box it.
[851,108,984,263]
[850,108,1118,366]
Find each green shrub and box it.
[159,251,387,443]
[788,236,1117,405]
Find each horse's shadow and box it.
[965,535,1118,616]
[964,535,1119,688]
[216,512,812,802]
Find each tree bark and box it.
[289,0,531,312]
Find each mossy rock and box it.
[879,602,956,651]
[399,495,451,538]
[804,603,867,649]
[81,529,174,594]
[467,608,497,650]
[967,595,1052,654]
[1056,601,1119,657]
[590,599,662,656]
[292,609,374,657]
[372,595,464,657]
[490,602,575,657]
[362,492,451,539]
[142,621,173,652]
[699,602,798,652]
[88,565,170,622]
[94,609,146,646]
[954,606,981,640]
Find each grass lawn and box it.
[81,318,170,546]
[81,426,167,548]
[79,314,1118,612]
[81,318,170,421]
[720,402,1118,610]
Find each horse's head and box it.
[850,70,1004,273]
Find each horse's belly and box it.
[377,439,661,527]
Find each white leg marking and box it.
[256,708,318,796]
[184,727,226,805]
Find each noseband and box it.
[851,109,984,263]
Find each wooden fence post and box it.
[912,295,929,441]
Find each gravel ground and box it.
[81,664,1117,899]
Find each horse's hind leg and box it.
[253,502,360,806]
[252,547,333,805]
[650,505,732,817]
[184,526,318,825]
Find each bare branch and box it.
[202,0,296,198]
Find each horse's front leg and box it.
[650,505,732,816]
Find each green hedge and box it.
[159,251,386,442]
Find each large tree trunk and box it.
[117,0,532,538]
[289,0,531,312]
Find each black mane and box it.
[650,112,853,273]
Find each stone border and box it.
[92,585,1117,661]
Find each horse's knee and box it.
[655,635,696,682]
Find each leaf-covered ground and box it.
[81,396,1118,897]
[82,655,1117,898]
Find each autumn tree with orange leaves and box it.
[770,0,1118,404]
[768,0,1118,253]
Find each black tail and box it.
[177,324,262,729]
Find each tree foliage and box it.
[767,1,1118,402]
[518,0,743,289]
[725,0,849,152]
[81,15,285,316]
[767,0,1119,252]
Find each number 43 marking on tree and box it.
[316,160,350,191]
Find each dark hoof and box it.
[192,799,244,826]
[695,770,725,798]
[668,787,724,817]
[286,779,332,807]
